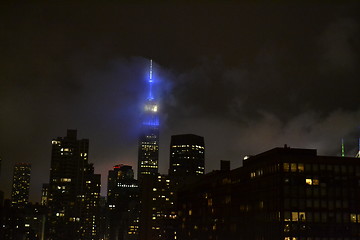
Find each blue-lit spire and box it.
[148,59,154,100]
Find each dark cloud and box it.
[0,3,359,201]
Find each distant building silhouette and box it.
[11,163,31,208]
[1,200,47,240]
[169,134,205,185]
[178,146,360,240]
[107,164,139,240]
[41,183,49,206]
[46,129,100,240]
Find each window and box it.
[284,163,290,172]
[306,178,319,185]
[349,213,360,223]
[292,212,299,221]
[291,212,306,221]
[313,179,319,185]
[350,213,357,223]
[299,212,306,221]
[298,163,304,172]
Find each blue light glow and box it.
[149,59,153,82]
[147,59,154,100]
[142,116,159,126]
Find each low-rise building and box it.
[178,146,360,240]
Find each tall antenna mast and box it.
[148,59,154,100]
[341,138,345,157]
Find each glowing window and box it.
[298,163,304,172]
[292,212,299,221]
[350,213,357,223]
[299,212,305,221]
[283,163,289,172]
[313,179,319,185]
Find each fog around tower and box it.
[0,3,359,201]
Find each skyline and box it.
[1,2,360,202]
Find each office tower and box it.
[107,164,139,240]
[166,134,205,240]
[80,163,101,240]
[47,129,100,240]
[138,174,176,240]
[178,146,360,240]
[152,175,176,240]
[138,60,159,179]
[169,134,205,185]
[11,163,31,207]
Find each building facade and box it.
[46,129,100,240]
[11,163,31,208]
[169,134,205,185]
[178,146,360,240]
[139,175,176,240]
[107,164,139,240]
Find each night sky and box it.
[1,2,359,202]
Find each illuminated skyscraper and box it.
[46,129,100,240]
[11,163,31,207]
[138,60,159,179]
[169,134,205,185]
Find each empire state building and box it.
[138,60,159,179]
